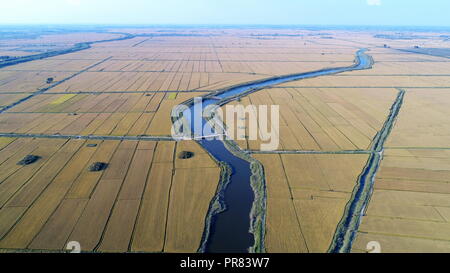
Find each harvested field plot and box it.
[223,87,397,151]
[254,154,369,253]
[2,25,450,255]
[0,71,73,93]
[386,89,450,148]
[368,52,449,62]
[3,59,104,72]
[341,61,450,76]
[0,138,219,253]
[30,34,360,93]
[279,47,450,89]
[49,71,267,92]
[0,94,33,111]
[279,75,450,88]
[352,149,450,253]
[0,92,206,136]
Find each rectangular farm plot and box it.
[340,61,450,76]
[352,149,450,253]
[4,28,450,255]
[0,71,73,93]
[366,52,450,62]
[224,87,397,151]
[5,93,163,113]
[220,61,355,76]
[0,138,220,253]
[132,140,219,253]
[386,89,450,148]
[48,71,266,93]
[254,154,369,253]
[279,75,450,88]
[0,92,206,136]
[0,93,33,111]
[34,35,361,92]
[4,59,103,72]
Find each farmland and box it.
[236,31,450,252]
[352,149,450,253]
[1,26,450,253]
[351,87,450,252]
[0,92,206,136]
[0,138,219,252]
[222,87,397,151]
[254,154,369,253]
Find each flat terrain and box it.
[255,154,369,253]
[386,89,450,148]
[0,138,219,252]
[222,87,397,151]
[351,86,450,252]
[242,31,450,252]
[0,92,206,136]
[0,31,122,59]
[1,27,450,253]
[352,149,450,253]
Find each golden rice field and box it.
[0,138,219,253]
[221,87,397,151]
[352,149,450,253]
[386,89,450,148]
[0,92,206,136]
[0,71,74,92]
[280,75,450,88]
[254,154,369,253]
[219,32,450,252]
[1,27,450,253]
[351,84,450,252]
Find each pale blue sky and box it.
[1,0,450,26]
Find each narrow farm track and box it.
[329,89,405,253]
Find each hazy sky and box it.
[1,0,450,26]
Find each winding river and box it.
[180,49,374,253]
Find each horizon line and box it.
[1,23,450,29]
